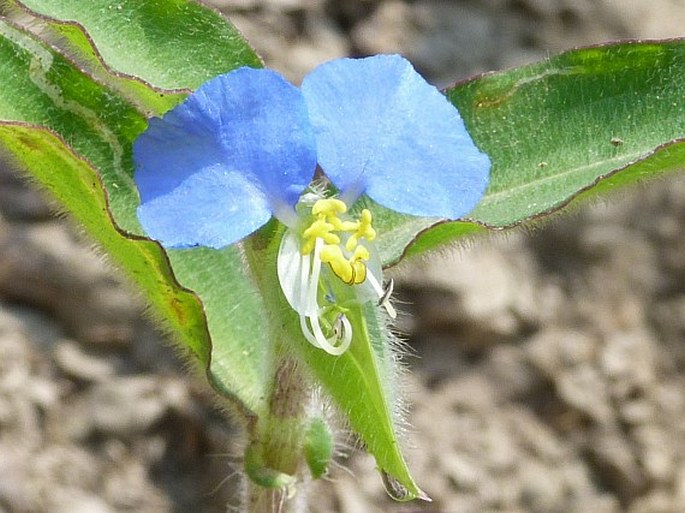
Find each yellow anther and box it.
[352,245,370,262]
[358,209,376,241]
[319,244,343,262]
[345,235,358,253]
[302,219,340,244]
[351,260,367,284]
[341,220,359,231]
[301,240,315,256]
[320,244,354,284]
[302,219,333,239]
[318,240,371,285]
[312,198,347,217]
[345,209,376,251]
[300,199,377,284]
[348,245,370,284]
[330,217,359,232]
[302,219,340,255]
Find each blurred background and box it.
[1,1,685,512]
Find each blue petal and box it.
[301,55,490,219]
[134,67,317,248]
[137,165,272,249]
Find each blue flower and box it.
[134,67,316,249]
[134,54,490,354]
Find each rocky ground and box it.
[1,1,684,512]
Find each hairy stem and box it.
[242,228,313,513]
[243,356,312,513]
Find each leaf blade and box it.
[0,122,210,367]
[378,39,685,265]
[13,0,261,90]
[0,19,269,414]
[460,40,685,225]
[1,0,184,115]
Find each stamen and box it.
[297,238,352,355]
[307,311,351,356]
[307,238,325,314]
[350,259,366,284]
[302,219,340,254]
[352,245,370,261]
[345,210,375,252]
[378,278,394,308]
[278,197,394,355]
[302,199,377,286]
[312,198,347,217]
[366,271,397,319]
[335,314,353,349]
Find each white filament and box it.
[366,271,397,319]
[277,231,395,355]
[295,238,352,355]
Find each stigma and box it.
[277,197,396,355]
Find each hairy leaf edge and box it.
[7,1,192,95]
[448,36,685,92]
[0,119,258,423]
[10,0,264,95]
[390,137,685,267]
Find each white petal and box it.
[277,230,314,315]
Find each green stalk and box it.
[241,224,313,513]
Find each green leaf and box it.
[1,0,183,115]
[10,0,262,90]
[292,303,423,500]
[0,2,270,414]
[0,17,145,231]
[377,40,685,265]
[0,18,269,414]
[165,246,270,412]
[0,122,210,363]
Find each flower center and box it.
[300,198,376,285]
[277,197,396,355]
